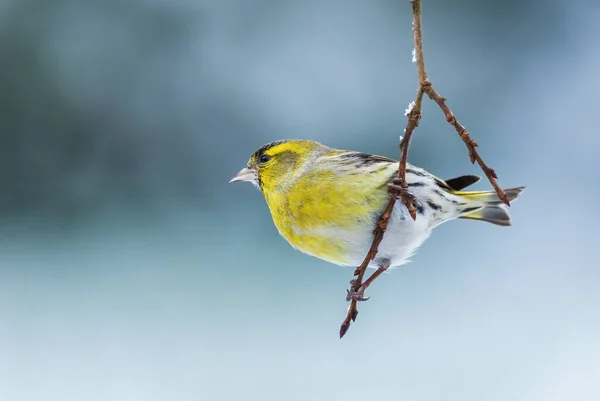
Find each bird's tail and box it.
[455,187,526,226]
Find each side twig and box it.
[421,84,509,205]
[339,0,508,338]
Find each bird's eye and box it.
[259,154,270,164]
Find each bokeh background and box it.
[1,0,599,400]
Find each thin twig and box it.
[421,83,509,205]
[339,0,508,338]
[340,0,425,338]
[339,92,425,338]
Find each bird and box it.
[230,139,524,300]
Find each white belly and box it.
[344,201,434,268]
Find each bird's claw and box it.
[388,178,419,221]
[346,287,370,302]
[387,179,416,202]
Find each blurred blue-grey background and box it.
[1,0,599,400]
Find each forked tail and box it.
[455,187,526,226]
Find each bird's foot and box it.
[387,177,417,202]
[388,177,418,220]
[346,280,370,302]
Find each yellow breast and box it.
[263,163,392,265]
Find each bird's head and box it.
[229,139,326,195]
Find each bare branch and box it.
[339,0,509,338]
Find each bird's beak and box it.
[229,167,257,183]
